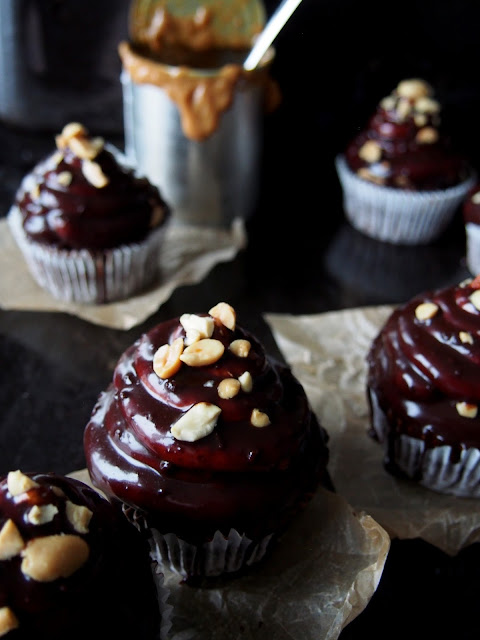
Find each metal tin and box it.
[121,68,265,227]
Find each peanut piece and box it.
[209,302,236,330]
[238,371,253,393]
[7,471,39,497]
[416,127,439,144]
[415,302,438,321]
[21,534,89,582]
[57,171,73,187]
[0,607,19,635]
[171,402,221,441]
[0,519,25,560]
[27,504,59,525]
[358,140,382,163]
[180,313,214,345]
[66,502,93,534]
[153,337,184,379]
[456,402,478,418]
[459,331,473,344]
[82,160,109,188]
[180,339,224,367]
[396,79,431,99]
[229,339,251,358]
[251,409,271,428]
[218,378,241,399]
[469,289,480,311]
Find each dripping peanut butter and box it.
[119,3,280,141]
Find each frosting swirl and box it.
[84,304,329,542]
[345,78,470,190]
[367,277,480,460]
[14,122,169,250]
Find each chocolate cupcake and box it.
[8,122,170,304]
[463,183,480,276]
[335,78,475,244]
[84,302,330,582]
[0,469,162,638]
[366,276,480,497]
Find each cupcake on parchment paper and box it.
[0,469,163,639]
[462,183,480,276]
[84,302,330,583]
[366,276,480,497]
[8,122,170,304]
[335,78,475,244]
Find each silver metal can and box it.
[121,60,272,227]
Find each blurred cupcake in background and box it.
[463,183,480,275]
[335,78,475,245]
[8,122,170,304]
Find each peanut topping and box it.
[459,331,473,344]
[415,127,439,144]
[0,607,19,636]
[57,171,73,187]
[7,471,39,497]
[358,140,382,163]
[153,337,184,379]
[469,289,480,311]
[171,402,221,441]
[180,313,214,345]
[21,534,89,582]
[30,183,41,199]
[415,302,439,321]
[415,97,440,114]
[209,302,236,330]
[456,402,478,418]
[229,339,251,358]
[66,502,93,534]
[396,79,431,100]
[82,160,109,188]
[68,135,104,160]
[27,504,59,526]
[55,122,87,149]
[251,409,271,428]
[395,99,411,120]
[180,338,225,367]
[472,192,480,205]
[0,520,25,560]
[238,371,253,393]
[218,378,241,399]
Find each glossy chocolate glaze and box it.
[367,278,480,470]
[84,312,329,543]
[0,472,160,639]
[15,126,169,250]
[463,184,480,224]
[345,79,470,190]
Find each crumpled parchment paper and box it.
[0,217,246,330]
[265,306,480,556]
[70,468,390,640]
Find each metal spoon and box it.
[243,0,303,70]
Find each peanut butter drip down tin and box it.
[120,0,280,226]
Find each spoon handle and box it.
[243,0,303,70]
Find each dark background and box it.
[1,1,480,638]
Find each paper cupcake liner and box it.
[465,222,480,276]
[8,205,167,304]
[335,154,476,245]
[123,505,273,579]
[369,389,480,497]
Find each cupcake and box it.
[335,78,475,244]
[8,122,170,304]
[463,183,480,275]
[0,469,162,638]
[84,302,330,582]
[366,276,480,497]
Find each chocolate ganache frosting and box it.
[0,470,160,639]
[14,122,169,250]
[367,276,480,471]
[84,303,329,543]
[345,78,471,190]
